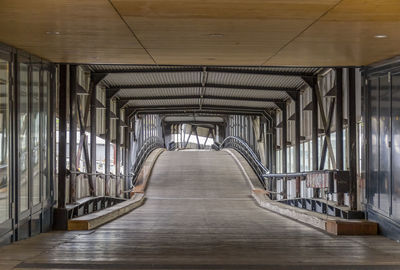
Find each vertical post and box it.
[105,98,111,196]
[90,81,97,196]
[69,65,77,203]
[124,119,130,198]
[115,103,121,197]
[336,69,344,170]
[271,111,277,174]
[336,69,344,205]
[282,104,288,199]
[295,92,301,197]
[348,68,357,210]
[312,77,319,198]
[194,126,201,149]
[312,77,319,171]
[58,65,67,208]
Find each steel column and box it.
[69,65,77,203]
[311,77,319,198]
[115,103,121,197]
[90,81,97,196]
[57,65,67,208]
[348,68,357,210]
[124,120,130,198]
[336,68,344,205]
[294,92,301,172]
[312,77,319,171]
[294,92,301,197]
[282,104,288,199]
[105,98,111,196]
[336,69,344,170]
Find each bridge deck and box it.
[2,150,400,270]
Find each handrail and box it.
[130,136,165,187]
[219,136,269,188]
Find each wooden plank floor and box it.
[2,150,400,270]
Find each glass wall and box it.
[0,56,9,223]
[0,44,54,244]
[18,61,29,213]
[41,70,50,200]
[31,66,40,206]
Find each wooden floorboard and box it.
[1,150,400,269]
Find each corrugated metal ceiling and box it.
[87,64,320,115]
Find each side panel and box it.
[391,73,400,222]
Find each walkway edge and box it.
[67,148,165,231]
[132,148,166,194]
[68,193,145,230]
[224,148,378,235]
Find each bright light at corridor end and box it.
[374,34,388,39]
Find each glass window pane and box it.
[31,68,40,205]
[18,62,29,212]
[0,57,9,223]
[41,70,49,200]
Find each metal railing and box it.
[130,136,165,187]
[219,136,269,188]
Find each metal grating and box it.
[117,87,201,98]
[128,98,200,108]
[163,116,225,123]
[103,72,201,87]
[85,64,320,117]
[88,65,201,72]
[205,87,290,100]
[207,72,305,89]
[203,99,276,109]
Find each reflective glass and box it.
[379,76,391,213]
[18,62,29,212]
[31,68,40,205]
[369,78,379,207]
[392,74,400,221]
[41,70,49,200]
[0,58,9,223]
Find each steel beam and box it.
[319,98,336,170]
[136,109,263,116]
[117,95,285,103]
[129,104,270,112]
[315,80,336,168]
[69,65,77,203]
[91,66,315,77]
[107,83,298,93]
[194,126,201,149]
[348,68,357,210]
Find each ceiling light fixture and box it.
[46,31,61,35]
[374,34,387,39]
[208,33,224,37]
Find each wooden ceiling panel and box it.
[1,0,400,66]
[19,46,154,64]
[148,46,282,65]
[0,0,151,63]
[266,0,400,66]
[123,17,312,48]
[111,0,339,20]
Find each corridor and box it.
[1,151,400,270]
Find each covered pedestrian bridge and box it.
[1,1,400,269]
